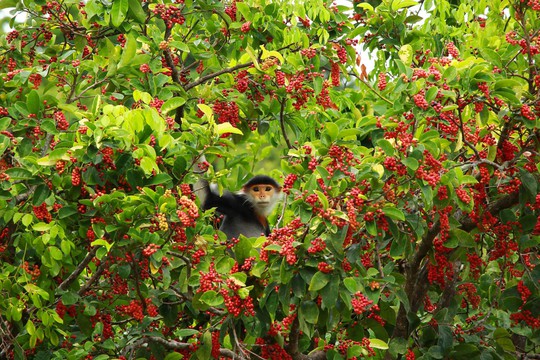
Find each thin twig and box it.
[184,62,253,91]
[278,98,295,149]
[58,247,98,291]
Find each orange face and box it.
[246,184,277,205]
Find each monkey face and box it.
[246,184,277,207]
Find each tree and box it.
[0,0,539,359]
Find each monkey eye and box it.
[265,186,272,191]
[253,186,259,192]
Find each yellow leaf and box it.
[216,122,243,136]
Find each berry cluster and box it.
[510,310,540,329]
[377,72,387,91]
[256,339,292,360]
[176,196,199,227]
[240,21,251,33]
[300,48,317,59]
[466,253,485,279]
[455,186,471,204]
[54,111,69,130]
[282,173,297,194]
[220,288,255,317]
[235,70,249,93]
[261,218,303,264]
[55,300,76,319]
[224,1,236,19]
[413,91,429,110]
[139,63,151,74]
[213,100,240,126]
[331,61,340,87]
[198,262,221,293]
[28,73,42,89]
[521,103,536,120]
[307,237,326,254]
[517,280,532,303]
[118,300,144,321]
[351,292,373,315]
[23,261,41,280]
[33,203,52,223]
[458,283,481,308]
[335,44,347,64]
[211,331,220,359]
[317,261,333,273]
[71,167,81,186]
[142,243,160,257]
[153,4,185,28]
[316,81,335,109]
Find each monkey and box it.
[195,175,282,240]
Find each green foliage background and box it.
[0,0,539,359]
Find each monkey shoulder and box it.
[203,189,254,218]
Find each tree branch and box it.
[279,98,294,150]
[58,247,98,291]
[78,251,111,296]
[389,190,522,349]
[184,62,253,91]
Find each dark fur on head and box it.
[243,175,281,189]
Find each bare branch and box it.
[279,98,295,150]
[184,62,253,91]
[78,251,111,296]
[58,247,98,291]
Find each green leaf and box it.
[299,300,319,324]
[448,228,475,247]
[438,325,453,351]
[140,156,157,175]
[161,97,186,115]
[493,328,515,352]
[26,90,41,115]
[216,122,243,136]
[376,139,395,156]
[32,184,51,206]
[199,290,224,306]
[369,339,388,350]
[146,173,172,186]
[61,292,80,306]
[177,329,199,338]
[172,156,187,179]
[343,277,358,293]
[442,66,458,83]
[402,157,418,171]
[0,0,18,10]
[398,44,413,66]
[425,86,438,103]
[197,104,214,118]
[450,344,481,359]
[127,0,146,23]
[0,117,10,131]
[22,214,33,227]
[234,236,253,265]
[164,353,183,360]
[308,271,330,292]
[382,206,405,221]
[392,0,418,11]
[118,32,137,69]
[58,206,78,219]
[49,246,63,261]
[111,0,129,27]
[324,122,339,142]
[4,167,33,180]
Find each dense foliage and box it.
[0,0,539,359]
